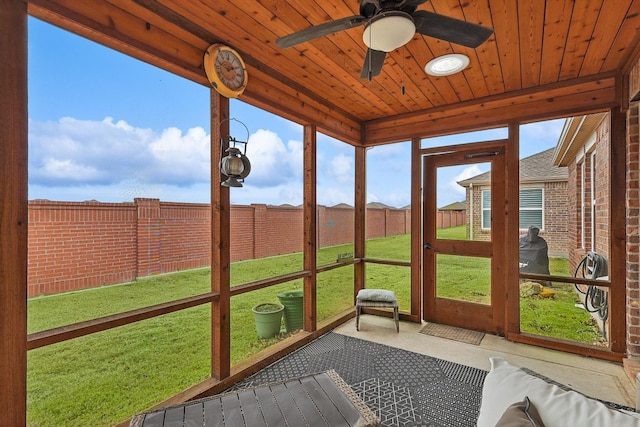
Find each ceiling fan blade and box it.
[360,49,387,80]
[405,0,429,6]
[276,16,367,48]
[413,10,494,48]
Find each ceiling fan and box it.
[275,0,494,80]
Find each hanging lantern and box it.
[219,118,251,187]
[219,141,251,187]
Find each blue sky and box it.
[27,18,563,208]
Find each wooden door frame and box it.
[421,140,508,334]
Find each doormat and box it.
[419,322,485,345]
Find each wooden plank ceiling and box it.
[27,0,640,145]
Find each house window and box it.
[481,190,491,229]
[481,188,543,230]
[519,188,544,229]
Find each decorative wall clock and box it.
[204,43,248,98]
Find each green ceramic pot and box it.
[251,303,284,338]
[277,290,304,333]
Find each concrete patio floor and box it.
[333,315,637,409]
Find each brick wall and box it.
[28,200,138,296]
[26,200,417,297]
[567,161,582,269]
[627,102,640,358]
[318,205,354,248]
[594,118,611,261]
[159,202,211,273]
[437,210,465,229]
[566,117,610,273]
[466,182,568,256]
[543,181,569,257]
[261,205,304,259]
[229,205,255,261]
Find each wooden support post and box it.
[610,108,627,354]
[303,125,317,331]
[504,123,520,335]
[354,145,366,298]
[211,92,231,380]
[0,1,28,425]
[410,138,422,319]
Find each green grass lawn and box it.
[26,226,603,426]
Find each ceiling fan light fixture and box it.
[425,53,470,76]
[362,11,415,53]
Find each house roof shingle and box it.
[457,148,568,186]
[439,201,466,211]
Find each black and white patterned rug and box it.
[230,332,487,426]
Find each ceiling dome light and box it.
[362,11,415,53]
[425,53,470,76]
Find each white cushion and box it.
[477,357,640,427]
[356,289,396,302]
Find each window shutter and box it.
[482,190,491,229]
[520,188,543,208]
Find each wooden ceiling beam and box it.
[365,74,618,144]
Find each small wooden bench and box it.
[130,370,380,427]
[356,289,400,332]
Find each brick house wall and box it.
[594,118,611,261]
[566,117,610,273]
[566,161,581,268]
[543,181,570,258]
[465,181,568,257]
[627,101,640,360]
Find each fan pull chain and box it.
[401,49,406,95]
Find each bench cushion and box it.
[356,289,396,302]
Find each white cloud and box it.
[330,154,354,184]
[148,126,210,184]
[26,115,420,209]
[451,165,485,195]
[287,139,304,179]
[245,129,301,186]
[29,117,209,187]
[455,165,485,181]
[39,158,101,181]
[27,117,311,205]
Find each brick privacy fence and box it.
[27,199,465,297]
